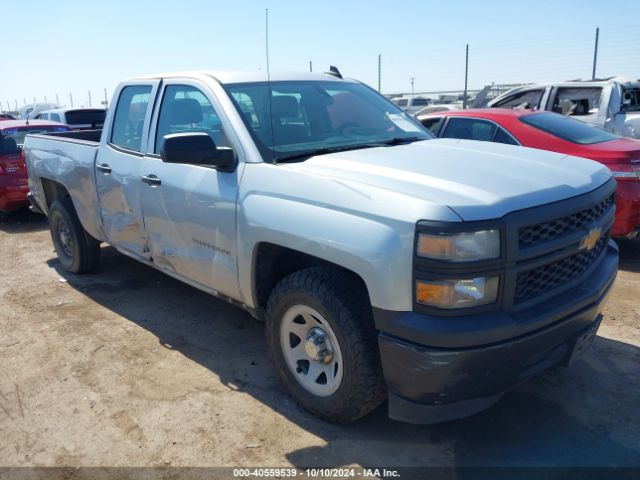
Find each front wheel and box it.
[49,198,101,274]
[266,267,386,424]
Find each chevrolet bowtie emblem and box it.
[580,227,602,251]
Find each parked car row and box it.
[0,106,105,214]
[488,76,640,139]
[0,120,70,213]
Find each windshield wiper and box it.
[377,136,424,146]
[273,144,380,163]
[272,137,425,164]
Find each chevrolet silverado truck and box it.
[24,71,618,424]
[489,77,640,139]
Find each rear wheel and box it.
[49,198,100,274]
[266,267,386,424]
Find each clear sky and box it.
[2,0,640,109]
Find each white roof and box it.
[131,70,356,84]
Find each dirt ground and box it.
[0,209,639,469]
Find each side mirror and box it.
[160,132,235,172]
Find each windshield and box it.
[0,125,69,152]
[520,112,619,145]
[224,80,432,161]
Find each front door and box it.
[95,82,159,259]
[139,81,242,299]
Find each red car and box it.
[0,120,70,213]
[418,109,640,237]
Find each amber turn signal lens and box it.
[417,234,452,259]
[416,281,454,307]
[416,277,499,309]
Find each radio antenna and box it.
[265,8,276,163]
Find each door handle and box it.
[96,163,112,173]
[141,174,162,186]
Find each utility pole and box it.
[14,100,18,111]
[378,54,382,93]
[88,90,92,107]
[410,77,415,100]
[592,27,599,80]
[69,93,74,108]
[463,44,469,109]
[309,61,312,72]
[56,94,59,105]
[33,96,36,105]
[44,95,48,103]
[103,88,108,107]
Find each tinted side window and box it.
[155,85,228,154]
[419,117,444,135]
[51,113,61,122]
[442,118,497,141]
[111,85,152,152]
[494,127,518,145]
[494,90,544,109]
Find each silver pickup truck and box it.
[24,71,618,425]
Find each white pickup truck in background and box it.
[489,76,640,139]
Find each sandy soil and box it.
[0,210,639,469]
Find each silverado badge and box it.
[579,227,602,251]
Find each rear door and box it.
[95,81,160,260]
[138,79,242,299]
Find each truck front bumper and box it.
[375,241,618,424]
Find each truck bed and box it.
[24,130,104,240]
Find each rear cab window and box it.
[110,86,153,152]
[521,112,618,144]
[65,109,106,128]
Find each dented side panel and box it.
[25,136,105,241]
[94,145,148,259]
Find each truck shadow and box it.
[0,208,48,233]
[47,246,640,469]
[615,237,640,273]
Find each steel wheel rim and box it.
[279,304,344,397]
[57,219,73,258]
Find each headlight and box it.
[417,229,500,262]
[416,276,499,308]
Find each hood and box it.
[285,139,612,221]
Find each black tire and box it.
[49,198,101,274]
[266,267,386,424]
